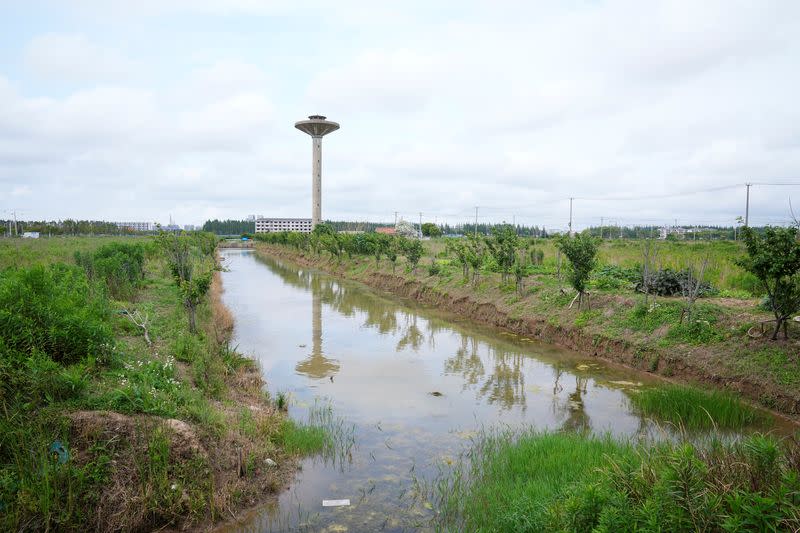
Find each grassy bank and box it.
[426,430,800,532]
[254,236,800,418]
[0,236,329,531]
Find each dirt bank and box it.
[63,267,299,532]
[257,244,800,421]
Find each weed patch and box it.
[629,385,761,429]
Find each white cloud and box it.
[25,33,139,83]
[3,1,800,228]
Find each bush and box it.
[0,346,88,407]
[636,268,716,297]
[0,264,113,364]
[75,242,145,300]
[591,265,640,290]
[427,259,442,276]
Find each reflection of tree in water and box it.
[444,334,527,410]
[556,375,590,432]
[480,349,526,410]
[396,313,424,352]
[257,255,439,367]
[444,335,484,387]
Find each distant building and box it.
[659,226,687,240]
[115,221,152,232]
[22,231,39,239]
[255,217,312,233]
[375,227,397,235]
[183,224,196,231]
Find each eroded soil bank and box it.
[256,244,800,421]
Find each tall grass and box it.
[0,236,149,270]
[427,431,633,532]
[629,384,762,430]
[426,430,800,532]
[272,400,356,467]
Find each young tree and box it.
[465,234,485,283]
[738,226,800,340]
[387,237,401,273]
[555,232,599,309]
[641,239,658,307]
[680,257,709,324]
[158,231,217,334]
[181,269,213,334]
[403,239,424,273]
[513,259,527,296]
[369,233,390,266]
[485,224,518,283]
[447,239,470,280]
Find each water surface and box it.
[216,250,772,532]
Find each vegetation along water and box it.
[2,227,799,531]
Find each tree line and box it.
[201,219,255,235]
[1,219,143,236]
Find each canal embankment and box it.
[255,243,800,420]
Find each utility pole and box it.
[600,216,604,239]
[12,210,18,236]
[474,206,479,237]
[419,212,423,238]
[568,197,574,236]
[745,182,751,227]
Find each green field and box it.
[0,235,329,531]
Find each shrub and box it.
[636,268,715,297]
[591,265,640,290]
[0,264,113,364]
[0,346,88,407]
[427,258,442,276]
[75,242,145,300]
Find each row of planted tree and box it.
[257,224,800,341]
[256,224,595,301]
[255,225,426,273]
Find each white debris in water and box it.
[323,499,350,507]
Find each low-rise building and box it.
[22,231,40,239]
[255,218,313,233]
[115,221,152,232]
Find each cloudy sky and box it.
[1,1,799,230]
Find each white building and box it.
[255,218,312,233]
[22,231,40,239]
[115,221,152,232]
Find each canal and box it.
[216,249,767,532]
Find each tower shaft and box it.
[312,136,322,228]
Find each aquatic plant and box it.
[629,384,761,430]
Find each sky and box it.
[1,0,800,230]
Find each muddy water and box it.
[217,250,769,532]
